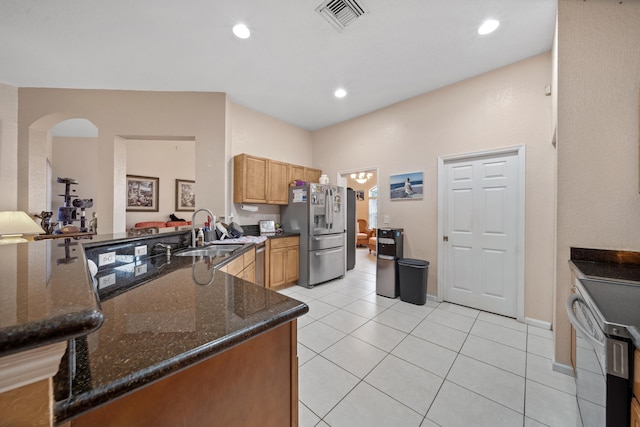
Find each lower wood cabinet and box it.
[632,397,640,427]
[219,247,256,283]
[266,236,299,289]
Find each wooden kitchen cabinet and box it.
[234,154,268,204]
[267,159,290,204]
[632,397,640,427]
[219,247,256,283]
[234,154,319,205]
[289,164,322,184]
[304,167,322,184]
[266,236,299,289]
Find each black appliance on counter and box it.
[346,188,356,270]
[566,276,636,427]
[376,228,403,298]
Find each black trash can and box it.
[398,259,429,305]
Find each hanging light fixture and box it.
[350,172,373,184]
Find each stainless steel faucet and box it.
[154,242,172,256]
[191,208,214,247]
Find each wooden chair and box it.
[368,229,377,254]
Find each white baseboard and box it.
[524,317,551,330]
[552,361,575,377]
[427,294,441,302]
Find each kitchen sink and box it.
[176,244,244,257]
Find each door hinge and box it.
[443,236,449,242]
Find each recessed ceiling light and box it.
[478,19,500,35]
[334,88,347,98]
[233,23,251,39]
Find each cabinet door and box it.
[304,168,322,184]
[632,397,640,427]
[289,165,305,183]
[285,246,299,284]
[270,248,286,288]
[241,262,256,283]
[234,154,268,203]
[267,160,290,205]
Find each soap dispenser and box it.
[196,228,205,247]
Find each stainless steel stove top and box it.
[577,278,640,339]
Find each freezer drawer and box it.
[308,246,346,285]
[309,233,345,251]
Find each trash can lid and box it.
[398,258,429,267]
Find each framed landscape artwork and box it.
[175,179,196,211]
[390,171,423,200]
[126,175,159,212]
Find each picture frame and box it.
[356,190,365,201]
[126,175,159,212]
[175,179,196,211]
[390,171,423,200]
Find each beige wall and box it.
[17,89,227,233]
[229,102,313,225]
[0,83,18,211]
[555,0,640,365]
[124,139,195,228]
[313,53,556,323]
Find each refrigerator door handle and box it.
[315,248,343,256]
[313,235,342,241]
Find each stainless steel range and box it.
[566,276,637,427]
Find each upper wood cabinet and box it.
[289,164,322,184]
[304,168,322,184]
[267,160,290,204]
[234,154,322,205]
[234,154,268,204]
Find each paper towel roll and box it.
[241,204,258,212]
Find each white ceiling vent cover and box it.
[316,0,368,31]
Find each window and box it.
[368,185,377,228]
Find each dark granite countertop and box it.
[0,239,103,357]
[570,247,640,283]
[53,238,307,424]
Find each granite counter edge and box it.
[54,301,308,424]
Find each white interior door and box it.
[442,151,521,317]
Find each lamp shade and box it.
[0,211,43,244]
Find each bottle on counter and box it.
[197,228,205,247]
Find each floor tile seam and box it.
[444,374,526,415]
[421,316,474,334]
[434,306,481,320]
[315,374,364,424]
[345,330,404,354]
[440,378,526,419]
[387,306,435,320]
[358,376,431,419]
[299,400,324,425]
[455,351,527,379]
[476,318,529,333]
[468,330,527,352]
[523,376,578,398]
[369,318,421,335]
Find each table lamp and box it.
[0,211,44,244]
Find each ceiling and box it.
[0,0,557,131]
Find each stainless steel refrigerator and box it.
[281,183,346,288]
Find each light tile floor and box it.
[279,248,581,427]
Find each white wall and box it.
[313,53,556,323]
[555,0,640,366]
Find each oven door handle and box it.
[565,293,605,349]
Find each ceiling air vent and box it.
[316,0,368,31]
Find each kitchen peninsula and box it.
[0,228,308,427]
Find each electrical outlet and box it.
[98,273,116,289]
[98,251,116,267]
[383,215,390,224]
[134,245,147,257]
[135,263,147,276]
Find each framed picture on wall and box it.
[126,175,159,212]
[175,179,196,211]
[390,171,423,200]
[356,190,365,201]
